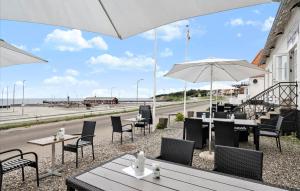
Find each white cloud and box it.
[15,81,24,86]
[253,9,261,14]
[91,89,110,97]
[237,33,242,38]
[87,52,154,70]
[160,48,173,57]
[262,17,274,31]
[12,44,27,51]
[227,17,274,32]
[45,29,108,51]
[141,20,189,42]
[65,69,79,76]
[229,18,244,26]
[44,69,97,87]
[32,47,41,52]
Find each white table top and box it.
[124,118,145,122]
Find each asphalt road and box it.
[0,101,209,154]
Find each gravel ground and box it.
[2,123,300,191]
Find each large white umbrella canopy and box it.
[165,58,267,153]
[1,0,274,127]
[1,0,273,39]
[0,39,47,67]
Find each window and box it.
[274,55,288,81]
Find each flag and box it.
[186,25,191,41]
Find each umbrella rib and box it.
[97,0,122,39]
[193,65,210,83]
[215,64,239,81]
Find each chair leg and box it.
[121,133,123,144]
[76,150,79,168]
[81,147,84,158]
[67,186,75,191]
[0,173,3,191]
[92,144,95,160]
[62,142,65,164]
[35,164,39,187]
[149,124,151,134]
[278,137,282,152]
[144,127,145,136]
[275,137,279,148]
[112,132,114,143]
[131,131,134,142]
[21,167,25,181]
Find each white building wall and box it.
[248,77,265,98]
[263,7,300,109]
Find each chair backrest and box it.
[81,121,96,142]
[184,118,205,149]
[196,112,210,118]
[214,145,263,181]
[234,112,247,119]
[214,112,228,119]
[111,116,123,132]
[217,105,224,112]
[160,137,195,166]
[276,116,284,132]
[214,121,236,147]
[139,105,153,125]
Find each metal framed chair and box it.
[214,145,263,181]
[111,116,133,144]
[214,112,228,119]
[184,118,208,149]
[136,105,152,135]
[214,121,239,147]
[259,116,284,152]
[157,137,195,166]
[234,112,249,142]
[0,149,39,190]
[196,112,210,118]
[62,121,96,168]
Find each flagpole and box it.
[183,24,190,117]
[153,30,157,131]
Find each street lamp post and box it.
[136,79,144,104]
[22,80,26,116]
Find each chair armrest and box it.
[122,124,133,128]
[71,133,82,136]
[0,152,38,164]
[76,135,95,146]
[0,149,22,156]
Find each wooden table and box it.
[189,117,260,150]
[66,154,286,191]
[28,134,77,178]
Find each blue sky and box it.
[0,3,279,99]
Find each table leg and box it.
[39,143,62,179]
[253,126,260,151]
[168,114,171,128]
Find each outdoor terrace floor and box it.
[2,123,300,190]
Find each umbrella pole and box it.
[152,30,157,131]
[209,65,213,154]
[183,82,187,117]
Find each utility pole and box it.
[22,80,26,116]
[13,84,15,112]
[6,86,8,110]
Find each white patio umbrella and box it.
[0,39,47,67]
[164,58,267,154]
[0,0,275,127]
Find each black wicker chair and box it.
[234,112,249,142]
[214,145,263,181]
[196,112,210,118]
[111,116,133,144]
[217,105,225,112]
[157,137,195,166]
[259,116,284,152]
[214,121,239,147]
[134,105,152,135]
[0,149,39,190]
[62,121,96,168]
[214,112,228,119]
[184,118,208,149]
